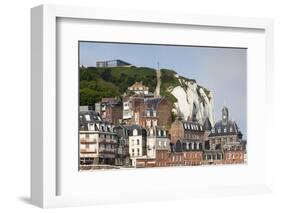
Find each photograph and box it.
[78,41,247,170]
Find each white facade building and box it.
[128,125,147,167]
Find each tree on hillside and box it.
[101,68,112,81]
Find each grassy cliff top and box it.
[79,66,210,106]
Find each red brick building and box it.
[95,97,123,125]
[155,150,170,167]
[223,144,244,164]
[170,119,205,144]
[170,119,185,144]
[207,106,246,165]
[174,139,203,166]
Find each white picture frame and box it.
[31,4,274,208]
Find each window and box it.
[85,144,90,149]
[224,128,227,133]
[218,128,221,133]
[229,137,233,142]
[137,148,140,156]
[211,128,215,133]
[85,134,89,139]
[85,114,90,121]
[223,138,227,143]
[133,129,138,136]
[228,153,231,160]
[229,127,233,132]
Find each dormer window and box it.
[218,128,221,133]
[224,128,227,133]
[85,114,90,121]
[133,129,138,136]
[229,127,233,132]
[211,128,215,133]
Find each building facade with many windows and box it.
[79,110,118,166]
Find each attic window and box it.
[229,127,233,132]
[211,128,215,133]
[224,128,227,133]
[218,128,221,133]
[133,129,138,136]
[85,115,90,121]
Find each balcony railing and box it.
[80,138,97,143]
[99,139,117,144]
[80,149,97,154]
[99,149,116,154]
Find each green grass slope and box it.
[79,66,210,106]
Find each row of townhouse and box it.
[80,106,246,169]
[93,81,173,128]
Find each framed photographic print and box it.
[31,4,274,208]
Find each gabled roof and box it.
[127,125,147,136]
[203,117,212,131]
[144,97,172,109]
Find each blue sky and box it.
[79,42,247,138]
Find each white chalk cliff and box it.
[168,76,215,126]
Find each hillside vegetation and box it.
[79,66,209,106]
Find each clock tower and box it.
[222,106,229,125]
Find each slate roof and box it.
[80,110,102,123]
[174,139,203,152]
[182,121,204,132]
[127,125,147,136]
[209,119,241,137]
[203,118,212,131]
[144,97,163,108]
[79,110,115,132]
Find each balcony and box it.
[80,149,97,153]
[99,148,116,154]
[80,138,97,144]
[99,139,117,144]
